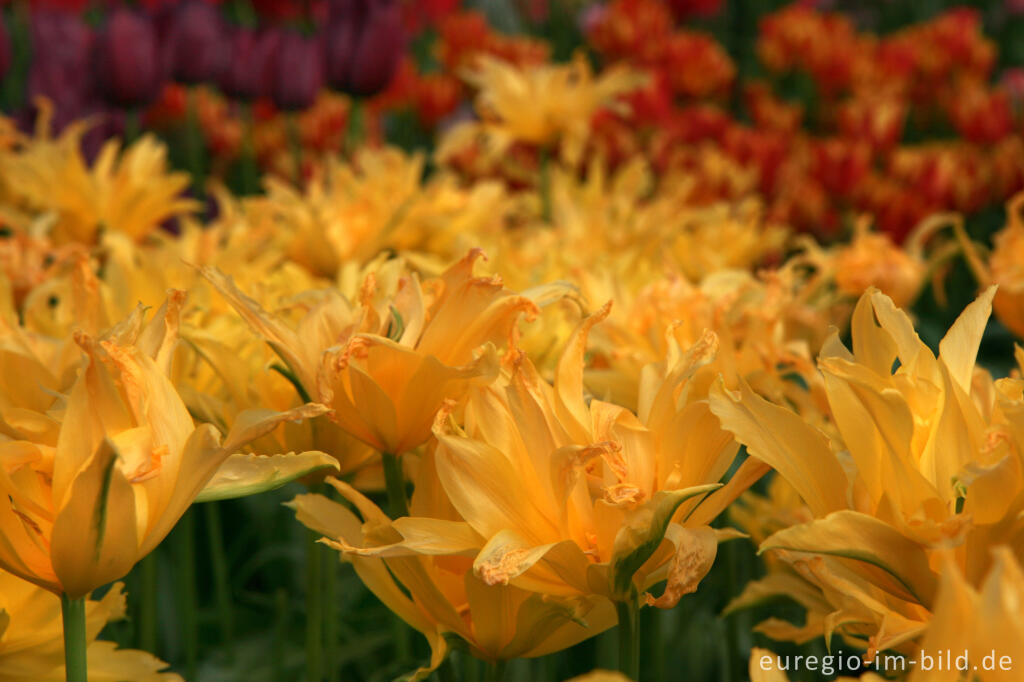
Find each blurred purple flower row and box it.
[0,0,404,135]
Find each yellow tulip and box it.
[438,53,647,168]
[0,291,329,597]
[794,213,961,311]
[0,570,179,681]
[289,304,764,676]
[958,193,1024,339]
[354,305,756,600]
[290,452,616,679]
[712,286,1024,657]
[0,99,197,246]
[254,147,511,278]
[207,249,558,457]
[584,267,832,423]
[907,548,1024,682]
[747,549,1024,682]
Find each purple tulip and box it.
[94,8,161,107]
[0,14,10,81]
[221,26,280,100]
[163,1,227,84]
[26,10,94,130]
[273,30,324,111]
[325,0,404,96]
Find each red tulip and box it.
[221,27,280,100]
[27,9,94,130]
[95,8,161,107]
[325,0,404,96]
[273,29,324,110]
[0,13,10,81]
[163,1,228,84]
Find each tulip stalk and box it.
[485,659,507,682]
[615,599,640,681]
[175,510,200,681]
[381,452,409,518]
[185,89,207,200]
[60,594,87,682]
[240,102,260,195]
[205,502,235,658]
[287,113,304,186]
[123,108,141,145]
[323,529,338,682]
[138,553,159,653]
[345,99,364,156]
[305,529,324,682]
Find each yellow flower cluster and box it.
[1,96,1022,680]
[718,287,1024,666]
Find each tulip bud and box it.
[221,26,280,100]
[273,29,324,111]
[325,0,404,96]
[164,0,227,84]
[94,8,161,107]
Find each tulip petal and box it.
[609,484,720,599]
[137,424,224,557]
[435,429,562,543]
[709,379,848,517]
[198,266,311,386]
[288,494,451,682]
[220,403,330,454]
[937,285,996,394]
[337,517,484,558]
[642,524,718,608]
[196,451,340,503]
[685,458,771,527]
[759,510,938,606]
[51,439,139,598]
[83,640,183,681]
[473,529,592,596]
[513,595,617,659]
[748,648,790,682]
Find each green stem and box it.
[287,113,304,186]
[306,530,323,682]
[175,509,199,681]
[138,553,158,654]
[273,588,288,682]
[323,537,338,682]
[61,594,87,682]
[650,607,664,682]
[437,658,460,682]
[484,660,507,682]
[345,98,364,157]
[205,502,235,659]
[240,101,260,195]
[185,89,207,201]
[380,451,412,667]
[615,599,640,681]
[381,452,409,518]
[123,108,141,145]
